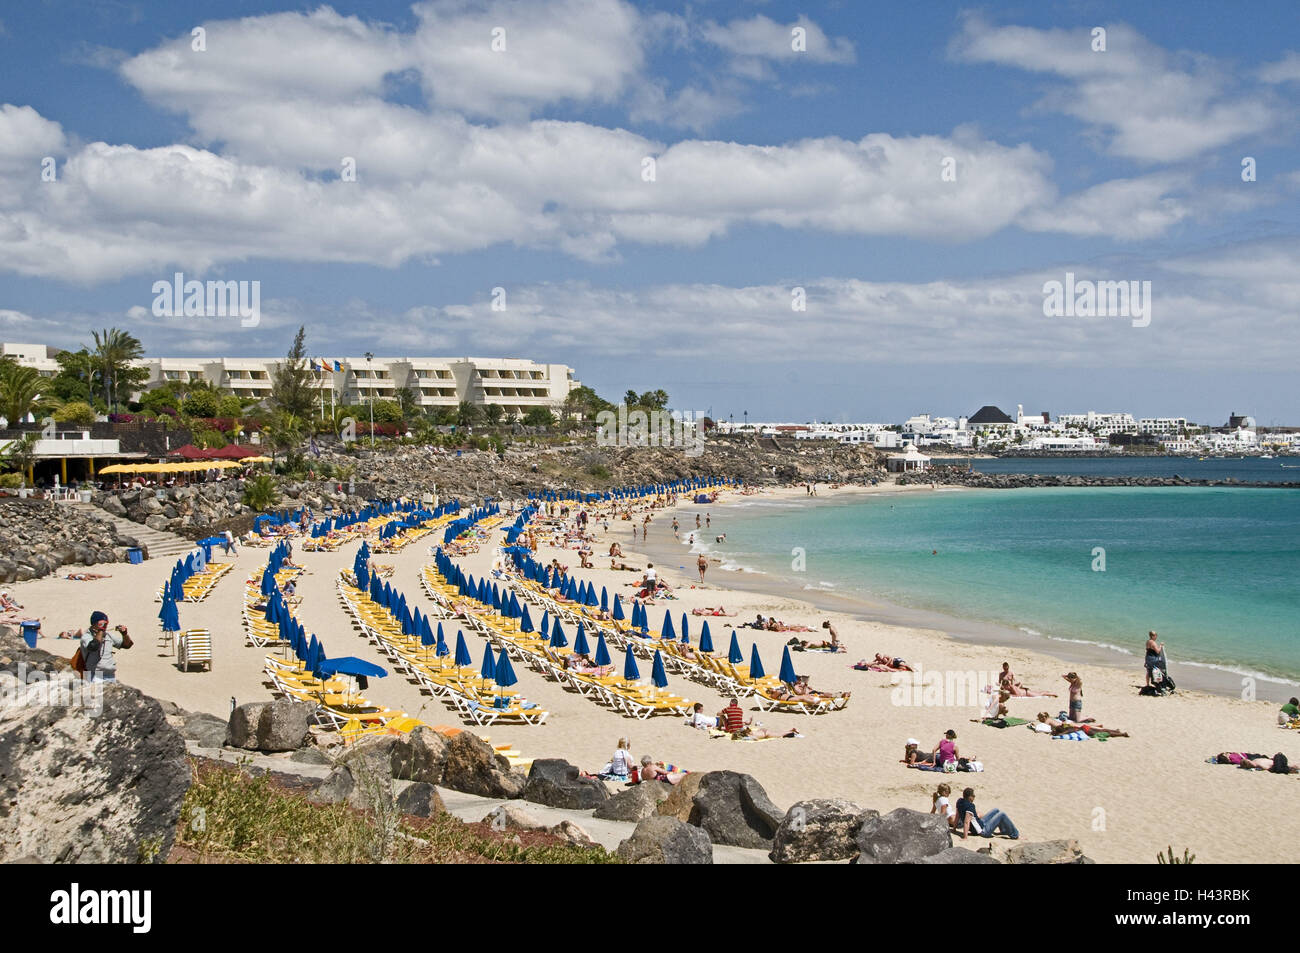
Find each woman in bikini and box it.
[902,739,935,766]
[1000,662,1057,697]
[1035,712,1129,737]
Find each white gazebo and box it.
[886,445,931,473]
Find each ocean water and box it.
[696,488,1300,684]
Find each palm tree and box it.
[456,400,480,429]
[265,411,305,461]
[91,328,145,412]
[0,359,48,428]
[0,432,40,486]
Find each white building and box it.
[1056,411,1138,436]
[1139,418,1187,436]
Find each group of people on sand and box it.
[687,699,802,740]
[930,783,1019,839]
[902,730,980,772]
[594,738,687,784]
[742,613,813,633]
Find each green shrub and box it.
[241,474,280,511]
[54,401,97,426]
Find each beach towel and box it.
[980,717,1029,729]
[1051,731,1087,741]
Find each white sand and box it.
[9,488,1297,864]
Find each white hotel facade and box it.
[3,344,578,420]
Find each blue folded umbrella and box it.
[481,643,497,681]
[623,646,641,681]
[612,594,624,621]
[779,645,799,685]
[749,643,765,680]
[436,628,449,658]
[600,587,609,614]
[661,611,676,642]
[681,613,689,642]
[520,604,534,634]
[454,631,472,667]
[495,648,518,688]
[728,631,743,664]
[550,617,568,648]
[651,649,668,689]
[594,631,612,667]
[573,622,590,657]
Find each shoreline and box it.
[640,485,1299,704]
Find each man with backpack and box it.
[78,610,131,682]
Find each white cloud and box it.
[1258,51,1300,84]
[409,0,645,119]
[701,14,855,67]
[951,16,1277,163]
[1019,174,1192,240]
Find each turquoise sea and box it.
[697,487,1300,684]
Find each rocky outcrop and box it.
[593,781,671,821]
[0,632,189,863]
[180,710,229,748]
[395,782,446,818]
[521,759,609,810]
[225,700,314,752]
[481,804,597,847]
[916,846,1002,864]
[616,816,713,864]
[770,798,865,864]
[661,770,783,849]
[89,481,371,540]
[1005,839,1095,864]
[439,731,526,799]
[854,808,952,864]
[0,499,128,582]
[898,469,1300,490]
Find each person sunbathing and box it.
[902,739,935,766]
[1,592,24,611]
[565,653,614,676]
[64,571,113,581]
[1211,752,1297,773]
[638,755,686,784]
[1000,663,1056,697]
[774,677,849,703]
[853,654,913,672]
[691,606,735,616]
[1035,712,1129,737]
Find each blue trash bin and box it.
[127,547,144,564]
[20,620,40,648]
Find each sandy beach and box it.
[8,486,1298,864]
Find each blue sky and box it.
[1,0,1298,423]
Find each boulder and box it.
[0,677,189,863]
[655,771,703,821]
[1005,840,1094,865]
[289,747,332,766]
[440,731,526,798]
[548,820,598,848]
[914,847,1002,864]
[854,808,952,864]
[770,798,864,864]
[482,803,547,832]
[616,816,713,864]
[308,764,393,813]
[225,700,313,752]
[396,782,446,818]
[181,712,229,749]
[394,726,449,784]
[687,771,783,849]
[100,496,127,517]
[593,781,671,821]
[521,759,609,810]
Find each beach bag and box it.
[70,646,86,676]
[942,759,958,773]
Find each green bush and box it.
[182,389,221,418]
[241,474,281,511]
[54,401,97,426]
[0,472,23,489]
